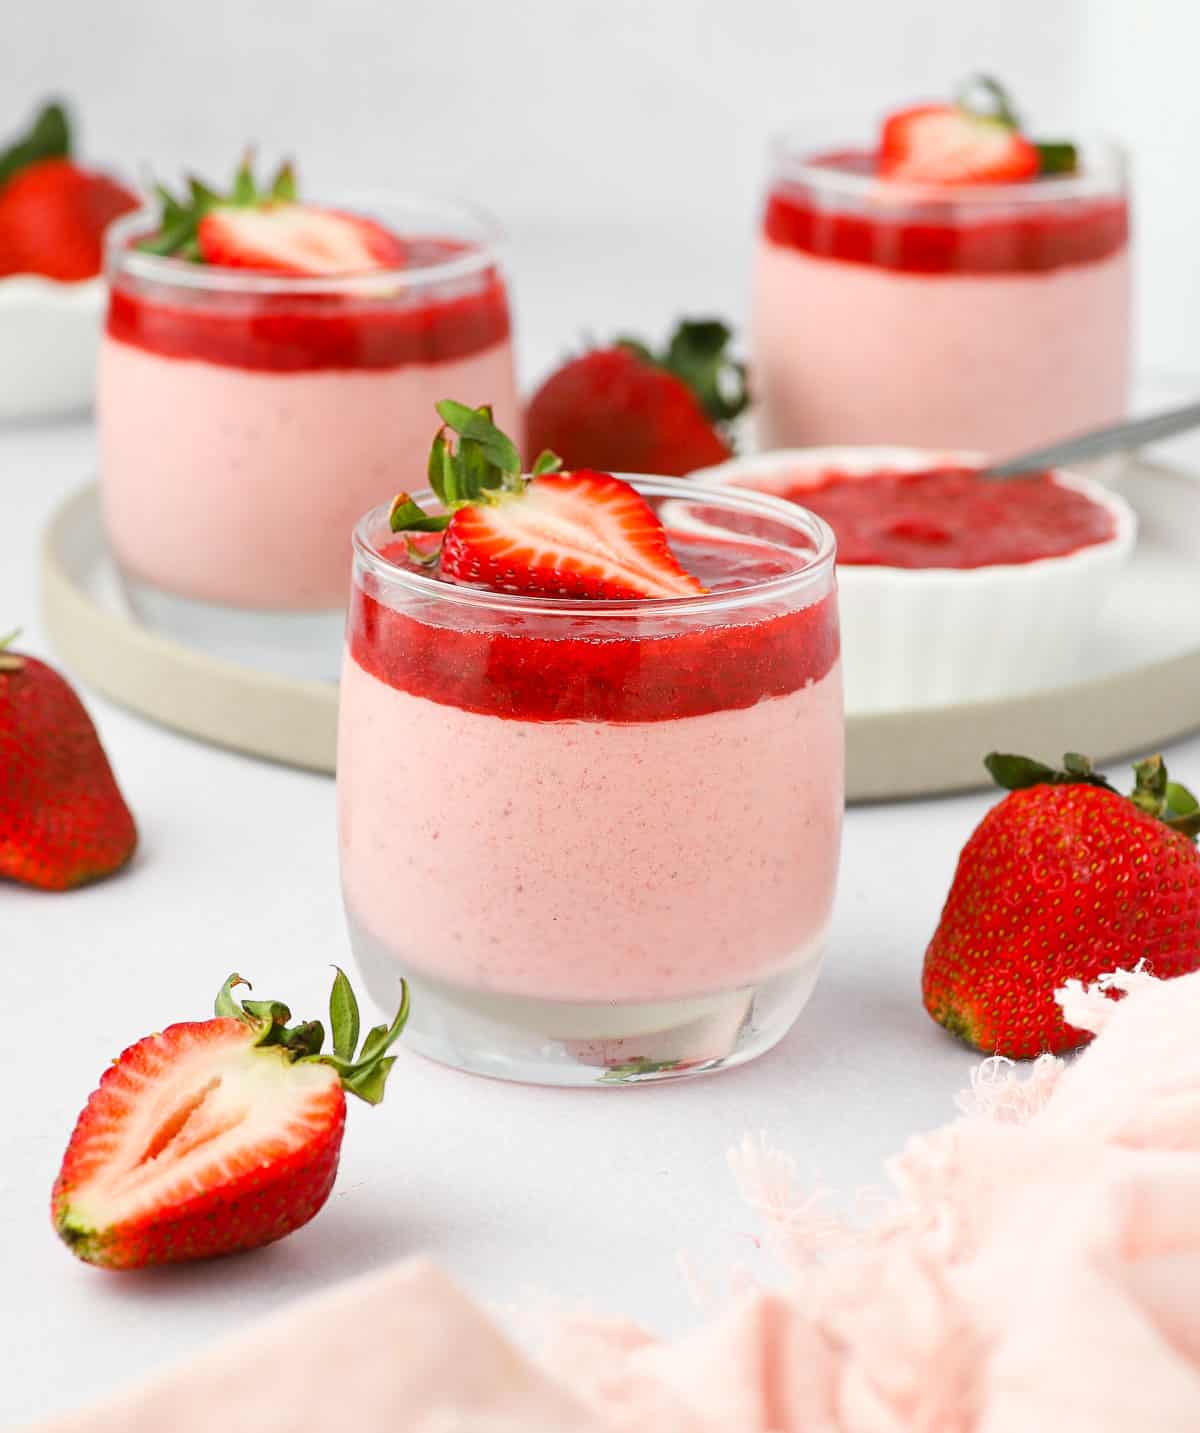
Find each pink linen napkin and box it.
[35,1259,606,1433]
[26,966,1200,1433]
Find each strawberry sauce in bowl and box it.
[769,464,1117,569]
[338,478,843,1086]
[97,193,518,676]
[693,446,1136,713]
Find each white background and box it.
[5,0,1199,382]
[4,4,1200,1426]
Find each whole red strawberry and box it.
[53,969,408,1268]
[524,319,748,477]
[0,102,137,280]
[0,159,138,279]
[923,751,1200,1058]
[0,634,137,890]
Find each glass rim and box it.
[352,474,838,619]
[768,131,1128,206]
[104,190,506,296]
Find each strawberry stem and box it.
[0,101,69,191]
[985,751,1114,793]
[956,74,1021,130]
[139,153,299,260]
[954,76,1078,176]
[389,402,549,557]
[986,750,1200,842]
[0,627,24,672]
[213,969,409,1105]
[617,319,749,432]
[1035,141,1079,175]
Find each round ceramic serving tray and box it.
[40,467,1200,800]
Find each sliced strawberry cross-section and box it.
[388,401,707,600]
[139,153,406,275]
[198,202,406,276]
[52,969,409,1268]
[876,76,1079,185]
[879,104,1039,184]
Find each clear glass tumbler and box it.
[337,478,843,1085]
[98,195,518,678]
[751,137,1130,454]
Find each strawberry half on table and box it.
[879,75,1078,184]
[0,633,136,890]
[52,970,409,1268]
[389,400,706,599]
[0,100,138,280]
[923,751,1200,1059]
[141,154,405,276]
[524,318,749,478]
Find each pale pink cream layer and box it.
[751,243,1130,453]
[97,337,520,609]
[337,654,844,1004]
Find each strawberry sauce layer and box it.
[349,535,839,722]
[784,467,1115,569]
[106,241,511,372]
[764,152,1129,274]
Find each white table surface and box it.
[4,381,1200,1426]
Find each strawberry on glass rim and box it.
[139,153,406,276]
[52,968,409,1268]
[879,75,1077,185]
[388,400,707,599]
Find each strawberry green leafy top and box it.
[0,100,70,190]
[954,75,1078,176]
[139,153,296,260]
[214,967,409,1105]
[617,319,749,431]
[986,750,1200,839]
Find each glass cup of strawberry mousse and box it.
[337,403,843,1085]
[97,161,518,677]
[752,80,1130,453]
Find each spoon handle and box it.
[983,398,1200,478]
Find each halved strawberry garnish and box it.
[441,470,705,599]
[876,76,1077,185]
[197,203,405,275]
[388,401,706,599]
[879,104,1039,184]
[51,970,408,1268]
[140,154,405,274]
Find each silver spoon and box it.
[981,398,1200,478]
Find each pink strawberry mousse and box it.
[337,507,842,1054]
[99,223,518,611]
[752,147,1130,453]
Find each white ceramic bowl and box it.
[0,275,105,421]
[690,446,1138,713]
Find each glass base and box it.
[119,571,344,682]
[348,914,825,1086]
